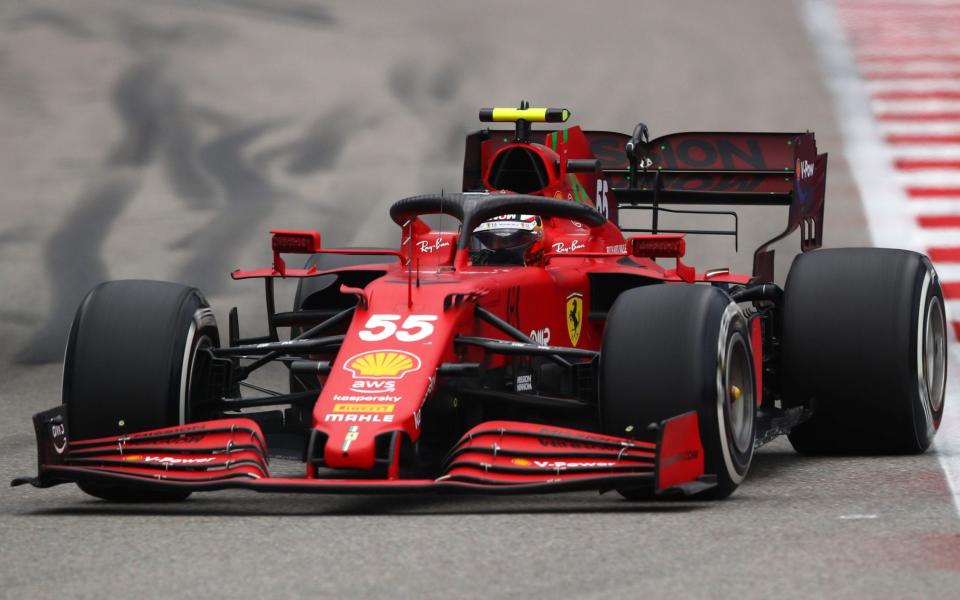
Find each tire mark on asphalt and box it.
[283,111,354,175]
[175,124,286,293]
[16,176,138,364]
[386,58,474,192]
[159,0,336,28]
[252,106,355,175]
[157,83,219,207]
[219,0,335,26]
[114,17,188,53]
[108,61,163,166]
[14,11,354,359]
[16,54,168,364]
[388,60,420,110]
[9,10,93,39]
[111,18,219,207]
[178,118,358,290]
[429,62,461,102]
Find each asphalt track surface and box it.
[1,1,958,598]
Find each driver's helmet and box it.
[470,214,543,266]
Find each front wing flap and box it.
[13,407,712,497]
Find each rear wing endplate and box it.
[602,130,827,282]
[462,129,827,282]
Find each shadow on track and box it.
[23,492,711,518]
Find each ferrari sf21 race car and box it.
[14,105,949,502]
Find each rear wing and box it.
[462,129,827,282]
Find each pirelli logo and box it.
[332,403,394,414]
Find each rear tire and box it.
[600,285,756,500]
[64,280,219,501]
[782,248,947,454]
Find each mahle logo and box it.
[344,350,421,379]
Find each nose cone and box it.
[316,346,437,470]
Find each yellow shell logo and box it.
[344,350,421,379]
[511,458,532,466]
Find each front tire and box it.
[600,285,756,499]
[64,280,219,501]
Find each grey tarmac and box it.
[1,1,957,598]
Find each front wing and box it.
[13,407,714,497]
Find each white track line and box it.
[803,0,960,519]
[867,80,960,92]
[934,265,960,281]
[904,199,960,214]
[949,298,960,319]
[893,171,960,186]
[891,146,960,159]
[905,228,960,247]
[873,99,960,113]
[881,122,960,134]
[857,51,960,61]
[864,63,960,75]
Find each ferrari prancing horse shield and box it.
[566,292,583,346]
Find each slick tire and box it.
[600,285,756,500]
[290,250,388,393]
[782,248,947,454]
[64,280,219,502]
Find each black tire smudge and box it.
[176,124,285,293]
[16,177,137,364]
[16,54,167,364]
[10,10,93,38]
[252,107,354,175]
[284,119,350,174]
[429,62,461,102]
[108,61,163,166]
[198,0,336,27]
[157,83,219,207]
[388,60,419,107]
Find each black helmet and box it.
[469,214,543,266]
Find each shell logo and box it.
[511,458,532,466]
[344,350,421,379]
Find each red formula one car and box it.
[14,105,949,502]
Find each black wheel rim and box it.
[725,333,755,455]
[924,295,947,415]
